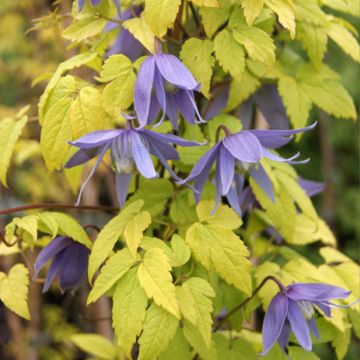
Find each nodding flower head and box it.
[261,282,355,354]
[65,123,204,207]
[134,50,205,130]
[178,122,317,213]
[34,236,90,294]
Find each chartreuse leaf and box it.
[0,264,30,319]
[233,24,275,66]
[144,0,181,38]
[123,210,151,258]
[322,0,359,16]
[88,248,137,304]
[180,38,215,98]
[326,21,360,62]
[176,277,215,347]
[138,303,179,360]
[0,110,28,186]
[98,55,136,116]
[333,328,351,360]
[10,215,39,247]
[288,346,320,360]
[265,0,295,38]
[123,15,155,53]
[159,329,192,360]
[199,6,231,38]
[192,0,219,6]
[112,268,148,358]
[88,200,144,281]
[186,201,252,295]
[214,29,245,80]
[241,0,264,25]
[138,248,180,318]
[214,334,258,359]
[294,0,328,26]
[70,334,119,360]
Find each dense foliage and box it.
[0,1,359,359]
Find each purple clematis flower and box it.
[179,123,316,211]
[134,51,204,129]
[262,282,352,354]
[104,6,145,61]
[65,124,202,206]
[34,236,89,293]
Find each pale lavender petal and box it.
[155,54,199,90]
[277,321,291,351]
[249,122,317,149]
[213,162,222,212]
[140,129,204,147]
[65,147,103,168]
[146,138,179,160]
[153,67,167,126]
[204,85,229,120]
[148,94,161,124]
[69,129,123,149]
[298,178,325,197]
[287,283,351,302]
[128,131,157,178]
[261,293,288,355]
[176,89,196,124]
[249,164,274,201]
[314,301,331,317]
[58,243,89,292]
[193,157,216,203]
[43,250,65,293]
[134,56,156,127]
[185,90,206,123]
[178,143,220,184]
[219,147,234,195]
[165,92,179,129]
[116,172,132,207]
[263,149,307,164]
[34,236,72,277]
[287,300,312,351]
[236,99,254,129]
[226,184,242,215]
[75,144,110,206]
[223,131,263,163]
[307,317,320,339]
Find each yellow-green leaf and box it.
[88,248,136,304]
[138,248,180,318]
[180,38,215,98]
[199,6,231,38]
[144,0,181,38]
[241,0,264,25]
[0,113,28,186]
[88,200,144,281]
[112,268,148,357]
[214,29,245,80]
[265,0,295,38]
[0,264,30,319]
[138,303,179,360]
[192,0,219,7]
[170,234,191,267]
[159,329,192,360]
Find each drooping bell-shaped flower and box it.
[262,282,354,354]
[179,123,316,212]
[65,123,203,206]
[134,45,205,129]
[34,236,89,293]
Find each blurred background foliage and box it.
[0,0,359,359]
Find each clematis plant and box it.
[262,282,354,354]
[34,236,89,293]
[134,43,205,129]
[179,122,316,212]
[65,122,202,206]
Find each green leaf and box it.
[48,212,92,248]
[123,211,151,258]
[180,38,215,98]
[322,0,359,16]
[199,6,231,38]
[294,1,328,26]
[69,334,119,360]
[288,346,320,360]
[186,202,251,295]
[98,55,136,116]
[277,76,312,128]
[265,0,295,38]
[88,200,144,281]
[112,268,148,357]
[123,15,155,53]
[333,328,351,360]
[233,24,275,66]
[214,334,258,360]
[214,29,245,80]
[0,264,30,320]
[144,0,181,38]
[241,0,264,25]
[0,112,28,186]
[10,215,39,247]
[176,277,215,346]
[138,303,179,360]
[138,248,180,318]
[326,21,360,62]
[169,234,191,267]
[88,248,137,304]
[159,329,192,360]
[192,0,219,6]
